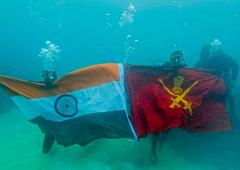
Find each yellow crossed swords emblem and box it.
[158,76,198,116]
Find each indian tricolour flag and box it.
[0,63,137,146]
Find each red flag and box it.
[125,65,231,137]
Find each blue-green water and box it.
[1,0,240,169]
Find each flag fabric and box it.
[0,63,232,145]
[0,64,137,146]
[125,65,231,137]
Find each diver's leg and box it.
[227,91,238,127]
[150,132,168,163]
[150,133,160,163]
[224,78,239,127]
[42,134,55,154]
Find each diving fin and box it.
[42,134,55,154]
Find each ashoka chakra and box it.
[54,94,78,117]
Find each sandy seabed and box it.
[1,106,240,170]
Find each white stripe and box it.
[11,65,127,122]
[118,64,139,141]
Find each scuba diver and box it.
[195,41,239,84]
[41,69,57,154]
[151,50,186,163]
[38,41,60,153]
[195,39,239,126]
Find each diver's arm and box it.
[230,59,239,81]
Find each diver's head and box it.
[210,38,223,54]
[170,50,184,66]
[200,39,223,60]
[211,39,222,50]
[42,69,57,85]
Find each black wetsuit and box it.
[196,51,239,126]
[195,51,239,82]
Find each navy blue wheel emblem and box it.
[54,94,78,117]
